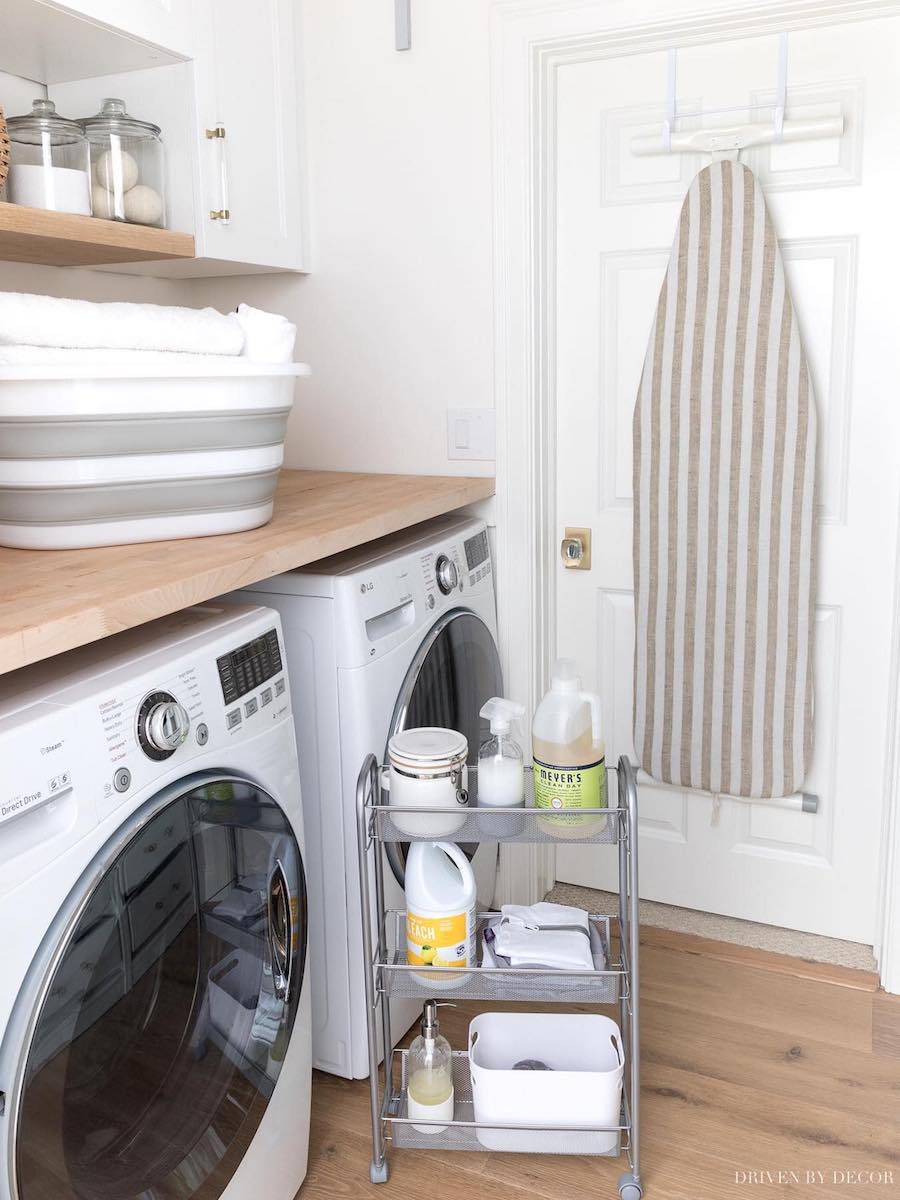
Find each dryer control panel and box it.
[330,518,495,668]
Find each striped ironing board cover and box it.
[633,159,817,800]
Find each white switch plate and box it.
[447,408,496,460]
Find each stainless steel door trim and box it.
[1,769,301,1200]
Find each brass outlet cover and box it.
[561,527,592,570]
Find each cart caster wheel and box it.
[618,1173,642,1200]
[370,1160,390,1184]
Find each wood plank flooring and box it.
[301,933,899,1199]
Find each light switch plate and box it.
[447,408,496,461]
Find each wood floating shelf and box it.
[0,469,495,676]
[0,201,195,267]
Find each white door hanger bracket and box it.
[396,0,411,51]
[631,33,843,159]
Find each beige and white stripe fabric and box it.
[633,159,816,800]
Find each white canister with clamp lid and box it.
[386,727,469,837]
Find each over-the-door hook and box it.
[774,32,789,143]
[663,47,678,152]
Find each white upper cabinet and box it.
[45,0,193,58]
[189,0,306,272]
[2,0,308,274]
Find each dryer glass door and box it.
[14,776,307,1200]
[385,609,503,888]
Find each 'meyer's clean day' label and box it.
[532,757,607,827]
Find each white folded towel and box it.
[0,292,244,356]
[229,303,297,364]
[491,924,595,971]
[0,345,244,367]
[500,902,590,934]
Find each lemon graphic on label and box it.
[420,945,437,964]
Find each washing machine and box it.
[0,605,311,1200]
[229,515,502,1080]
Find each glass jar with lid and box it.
[80,98,166,228]
[6,99,91,215]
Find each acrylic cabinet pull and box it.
[205,123,231,224]
[267,859,293,1001]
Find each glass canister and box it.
[6,99,91,215]
[80,98,166,228]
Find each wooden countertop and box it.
[0,469,495,676]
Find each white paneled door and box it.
[553,19,900,942]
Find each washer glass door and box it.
[14,776,307,1200]
[385,609,503,888]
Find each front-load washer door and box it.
[12,774,307,1200]
[384,609,503,895]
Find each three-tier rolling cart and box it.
[356,754,643,1200]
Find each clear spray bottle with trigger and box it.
[478,697,527,835]
[406,999,455,1134]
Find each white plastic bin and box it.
[0,362,309,548]
[468,1011,624,1153]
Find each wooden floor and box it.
[302,931,899,1199]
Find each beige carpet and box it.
[546,881,878,972]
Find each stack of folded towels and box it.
[483,902,601,972]
[0,293,297,365]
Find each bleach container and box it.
[532,658,606,836]
[406,841,477,982]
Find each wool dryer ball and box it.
[90,183,119,219]
[93,148,139,193]
[123,184,163,225]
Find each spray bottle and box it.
[478,697,526,835]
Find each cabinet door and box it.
[191,0,305,271]
[48,0,193,55]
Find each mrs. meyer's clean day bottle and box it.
[531,659,606,836]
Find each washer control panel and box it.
[217,627,282,705]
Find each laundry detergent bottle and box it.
[532,658,606,836]
[405,841,477,982]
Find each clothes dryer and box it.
[231,516,501,1079]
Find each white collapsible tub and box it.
[0,362,309,549]
[468,1011,624,1154]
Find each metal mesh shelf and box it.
[386,1051,624,1156]
[372,765,623,844]
[380,912,621,1005]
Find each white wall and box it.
[187,0,495,478]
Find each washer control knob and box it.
[435,554,459,595]
[145,701,190,752]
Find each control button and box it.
[195,722,209,746]
[114,768,132,793]
[260,687,273,707]
[426,593,436,610]
[244,697,259,718]
[60,771,71,786]
[435,554,459,595]
[274,678,286,697]
[226,709,242,730]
